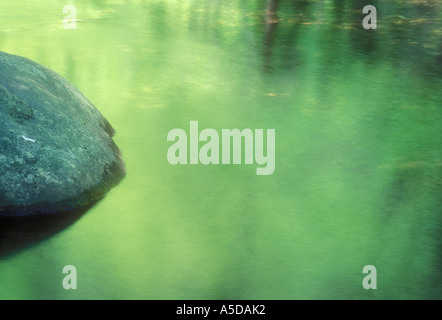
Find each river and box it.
[0,0,441,299]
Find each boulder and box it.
[0,51,125,217]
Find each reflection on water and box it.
[263,0,280,70]
[0,0,441,299]
[0,204,94,258]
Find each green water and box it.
[0,0,441,300]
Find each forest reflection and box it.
[259,0,441,75]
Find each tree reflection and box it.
[259,0,441,76]
[263,0,280,71]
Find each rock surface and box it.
[0,51,125,217]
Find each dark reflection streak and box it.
[0,201,99,259]
[263,0,280,71]
[261,0,313,73]
[349,0,380,63]
[333,0,346,25]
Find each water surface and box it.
[0,0,441,299]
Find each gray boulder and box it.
[0,51,125,217]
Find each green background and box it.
[0,0,441,299]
